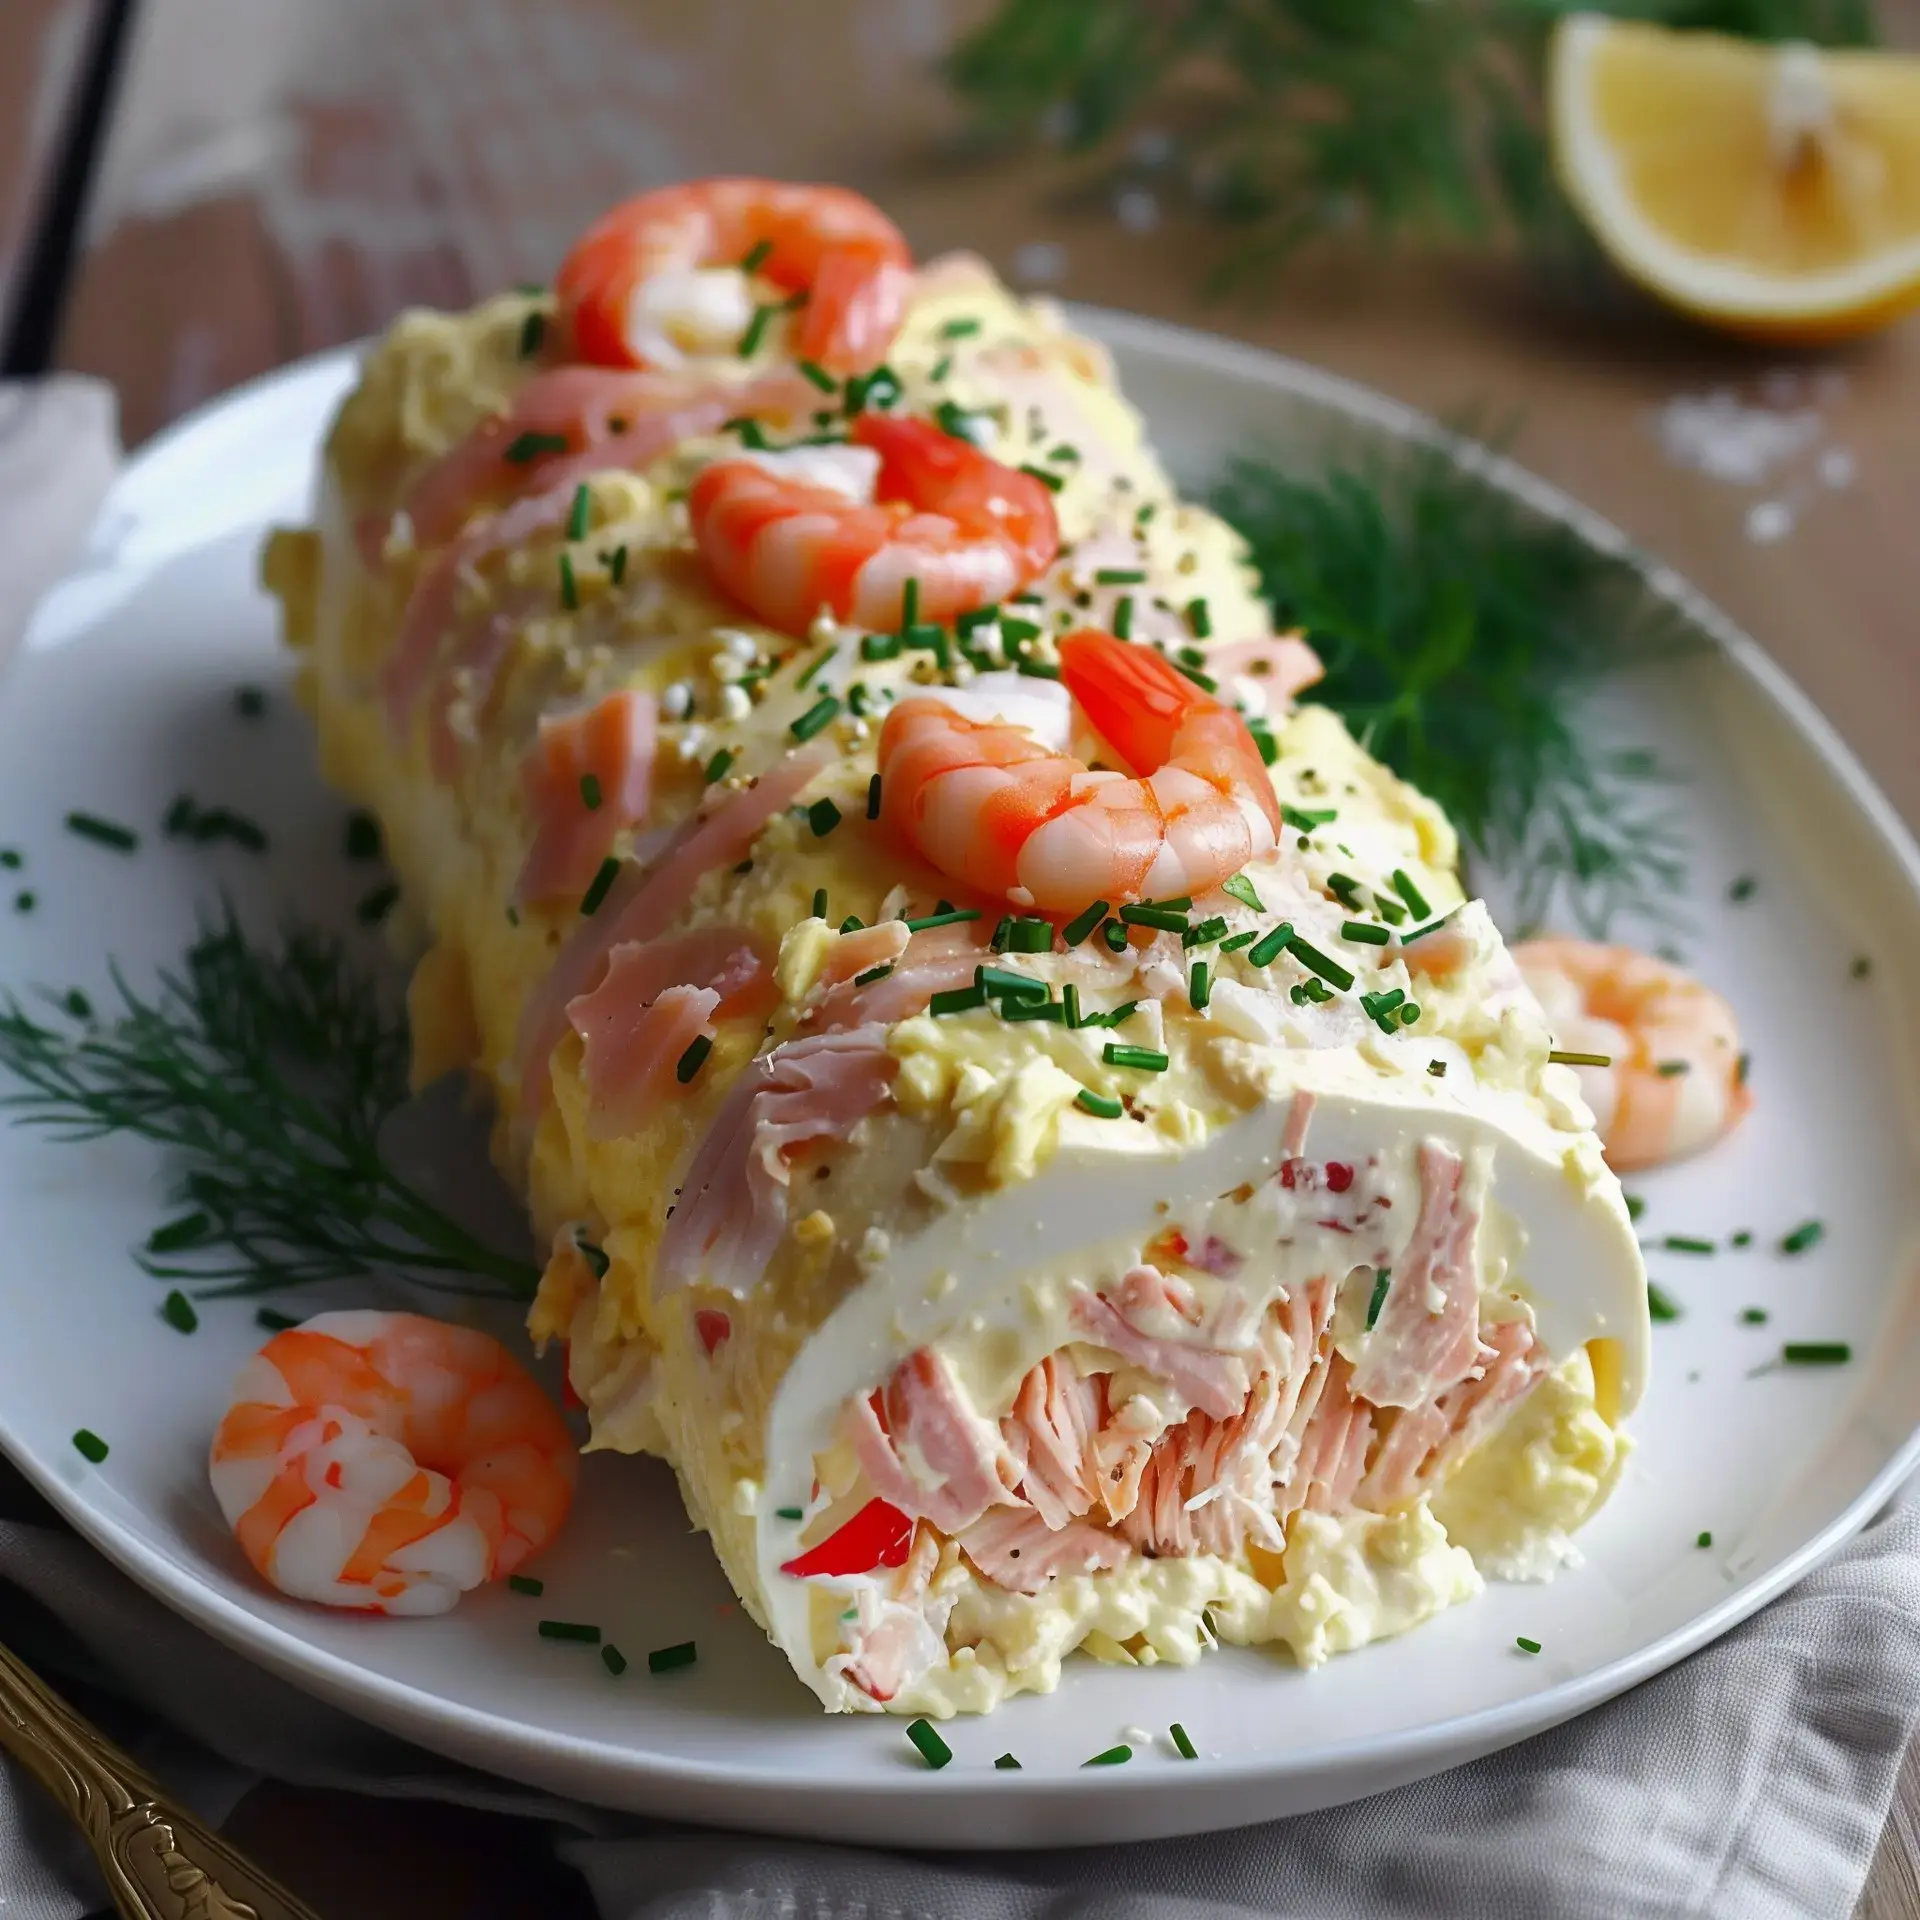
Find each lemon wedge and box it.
[1550,14,1920,341]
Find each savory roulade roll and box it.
[265,176,1649,1715]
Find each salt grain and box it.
[1012,241,1067,286]
[1655,389,1820,486]
[1819,446,1856,490]
[1115,188,1160,233]
[1745,500,1795,545]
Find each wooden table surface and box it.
[4,3,1919,1914]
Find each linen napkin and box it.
[2,378,1918,1920]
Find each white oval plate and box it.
[3,317,1918,1849]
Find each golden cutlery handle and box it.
[0,1633,324,1920]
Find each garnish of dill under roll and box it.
[0,906,538,1300]
[1213,434,1695,935]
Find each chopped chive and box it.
[1625,1194,1646,1220]
[1001,998,1065,1023]
[1182,916,1228,950]
[1248,721,1279,766]
[64,811,138,853]
[1648,1283,1681,1322]
[1076,1087,1124,1119]
[72,1429,108,1464]
[1104,1043,1169,1073]
[854,964,894,987]
[807,798,841,837]
[1018,463,1064,492]
[344,811,381,861]
[1427,1060,1447,1077]
[1095,568,1146,586]
[539,1620,600,1643]
[1851,955,1871,980]
[1696,1530,1713,1549]
[566,482,591,541]
[1729,874,1757,903]
[1016,656,1060,681]
[1391,869,1432,919]
[839,915,863,934]
[648,1640,698,1673]
[1327,873,1364,910]
[1223,873,1262,912]
[978,965,1048,1001]
[1063,982,1083,1029]
[1189,961,1212,1010]
[255,1307,299,1333]
[797,359,836,392]
[811,887,829,920]
[738,304,778,358]
[1736,1051,1751,1086]
[991,916,1014,953]
[1287,938,1354,992]
[160,1290,198,1334]
[1083,1745,1131,1767]
[1366,1270,1392,1328]
[1655,1060,1690,1078]
[518,310,546,358]
[1779,1220,1824,1255]
[739,238,774,273]
[1782,1341,1850,1365]
[791,695,841,742]
[1102,919,1130,954]
[726,416,770,450]
[1097,999,1141,1028]
[676,1034,713,1084]
[941,316,982,339]
[906,1719,952,1769]
[1170,1723,1199,1760]
[1280,805,1335,831]
[994,1752,1022,1770]
[900,577,920,629]
[1663,1235,1714,1255]
[0,849,17,869]
[146,1211,208,1254]
[503,430,568,464]
[703,748,735,784]
[234,685,267,718]
[1118,904,1188,934]
[1185,597,1212,639]
[796,646,836,690]
[1376,896,1407,926]
[905,908,981,932]
[1548,1050,1612,1068]
[1063,899,1109,946]
[1342,920,1391,946]
[860,632,901,661]
[606,544,629,584]
[1247,923,1295,969]
[579,857,621,916]
[1048,443,1080,464]
[930,985,988,1017]
[356,882,400,926]
[507,1574,544,1596]
[1220,930,1258,954]
[999,616,1043,647]
[601,1644,629,1677]
[559,552,579,611]
[580,773,603,811]
[1112,597,1136,641]
[1741,1306,1769,1325]
[573,1232,610,1279]
[1007,917,1053,953]
[1515,1637,1542,1655]
[775,1506,804,1521]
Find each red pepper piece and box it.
[695,1308,732,1355]
[779,1498,913,1579]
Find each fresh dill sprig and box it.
[1214,434,1693,935]
[946,0,1879,278]
[0,906,538,1301]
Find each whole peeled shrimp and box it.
[209,1311,576,1616]
[687,412,1060,636]
[556,176,913,373]
[877,628,1282,914]
[1515,938,1753,1172]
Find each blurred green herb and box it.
[947,0,1878,278]
[1215,435,1693,934]
[0,907,538,1301]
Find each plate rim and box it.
[6,310,1920,1831]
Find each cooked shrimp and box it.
[686,414,1059,637]
[209,1311,576,1616]
[1514,938,1752,1172]
[556,177,913,374]
[876,628,1281,913]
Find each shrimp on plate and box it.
[209,1311,576,1616]
[557,177,913,374]
[687,412,1060,636]
[877,628,1282,914]
[1514,937,1752,1172]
